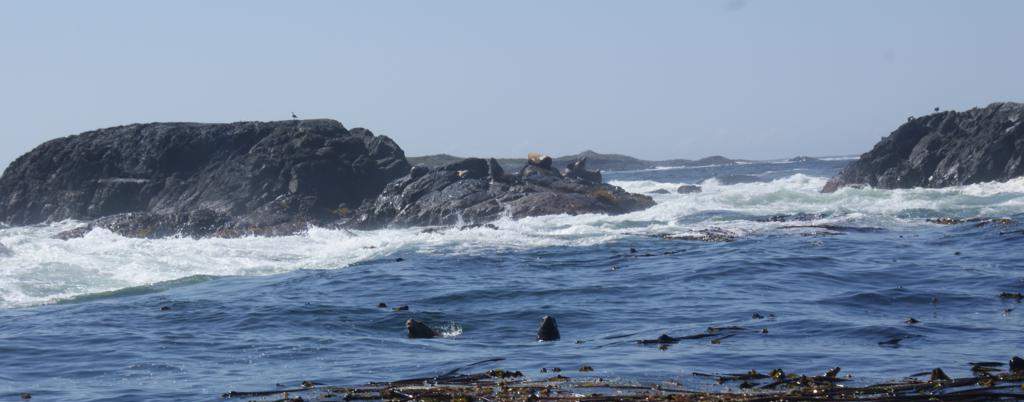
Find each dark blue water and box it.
[2,158,1024,401]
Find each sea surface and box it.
[3,158,1024,401]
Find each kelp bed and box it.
[222,361,1024,402]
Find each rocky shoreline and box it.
[823,102,1024,192]
[0,120,654,239]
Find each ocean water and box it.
[2,158,1024,401]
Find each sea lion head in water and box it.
[406,319,439,339]
[537,315,560,341]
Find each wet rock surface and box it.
[354,156,655,228]
[0,120,409,237]
[0,121,657,237]
[823,102,1024,192]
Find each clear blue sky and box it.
[1,1,1022,169]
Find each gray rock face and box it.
[0,120,658,238]
[823,102,1024,192]
[355,157,655,228]
[0,120,410,237]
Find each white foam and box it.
[2,175,1023,309]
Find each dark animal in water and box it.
[537,316,560,341]
[406,319,439,339]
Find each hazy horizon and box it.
[2,1,1022,170]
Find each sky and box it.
[1,1,1023,170]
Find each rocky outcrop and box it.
[0,120,410,237]
[354,156,655,228]
[676,184,701,194]
[0,120,659,238]
[823,102,1024,192]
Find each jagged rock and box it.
[676,184,702,194]
[0,122,657,237]
[0,120,410,237]
[823,102,1024,192]
[355,156,655,228]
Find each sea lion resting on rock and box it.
[527,152,553,169]
[406,319,440,339]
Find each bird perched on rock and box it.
[291,112,298,119]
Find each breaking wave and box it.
[2,174,1023,309]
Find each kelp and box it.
[222,360,1024,402]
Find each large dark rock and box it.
[0,120,410,237]
[355,156,655,228]
[823,102,1024,192]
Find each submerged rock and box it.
[354,156,654,228]
[706,174,764,185]
[0,120,410,238]
[537,316,560,341]
[406,319,439,339]
[676,184,702,194]
[823,102,1024,192]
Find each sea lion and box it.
[639,333,679,344]
[537,316,560,341]
[527,152,553,169]
[1011,356,1024,373]
[406,319,439,339]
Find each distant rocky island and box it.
[823,102,1023,192]
[409,151,739,172]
